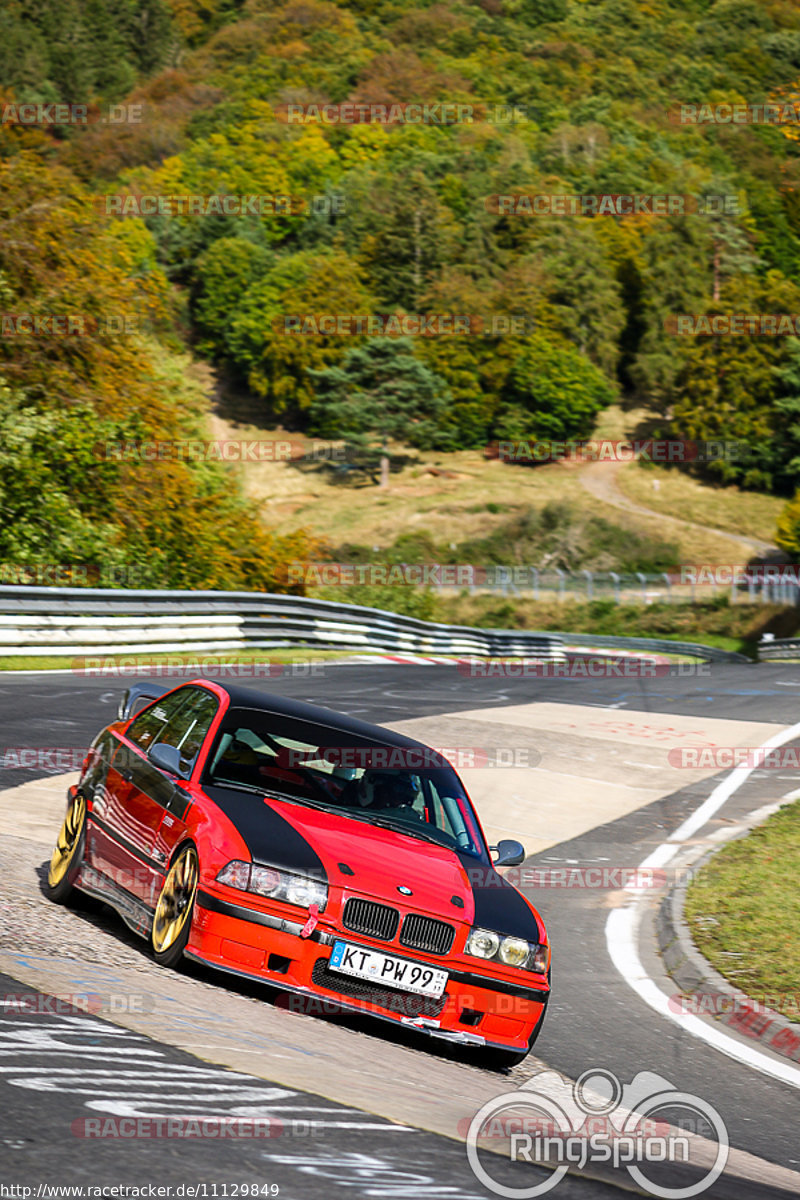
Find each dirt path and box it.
[579,459,777,557]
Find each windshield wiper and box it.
[367,814,450,847]
[209,779,268,795]
[262,789,334,810]
[247,787,457,847]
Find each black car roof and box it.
[206,680,432,752]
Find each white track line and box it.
[606,719,800,1090]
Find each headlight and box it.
[250,865,281,897]
[216,860,327,911]
[465,926,548,974]
[466,928,500,959]
[499,936,530,967]
[286,875,322,907]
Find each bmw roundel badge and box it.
[397,885,413,896]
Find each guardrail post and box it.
[662,573,672,604]
[636,572,646,603]
[609,572,620,604]
[748,573,756,603]
[555,568,565,603]
[583,570,593,602]
[531,567,539,600]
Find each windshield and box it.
[202,706,489,861]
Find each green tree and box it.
[670,272,800,490]
[772,339,800,493]
[309,338,452,487]
[496,334,615,443]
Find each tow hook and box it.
[300,903,319,938]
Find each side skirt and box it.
[75,863,153,940]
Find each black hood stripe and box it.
[204,785,327,881]
[459,858,542,942]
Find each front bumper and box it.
[189,889,548,1052]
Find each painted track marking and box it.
[606,720,800,1089]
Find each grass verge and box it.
[433,596,795,658]
[616,462,784,545]
[684,801,800,1023]
[0,648,369,673]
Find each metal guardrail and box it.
[0,586,565,659]
[0,586,750,663]
[558,631,749,664]
[757,637,800,661]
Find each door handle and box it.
[119,768,133,782]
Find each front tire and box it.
[151,844,199,968]
[45,792,87,904]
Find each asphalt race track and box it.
[1,661,800,1198]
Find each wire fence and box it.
[440,567,799,606]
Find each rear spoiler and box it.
[117,681,172,721]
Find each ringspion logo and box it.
[466,1069,728,1198]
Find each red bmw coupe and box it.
[46,679,550,1067]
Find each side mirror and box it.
[149,742,186,778]
[491,839,526,867]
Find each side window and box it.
[127,690,189,753]
[163,689,219,769]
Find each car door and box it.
[94,686,220,905]
[91,688,192,901]
[149,687,221,891]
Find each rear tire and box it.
[151,844,199,969]
[44,792,87,904]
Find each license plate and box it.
[329,940,448,997]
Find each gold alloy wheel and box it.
[47,792,86,888]
[152,846,199,955]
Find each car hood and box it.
[272,799,543,942]
[272,797,474,920]
[204,785,542,942]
